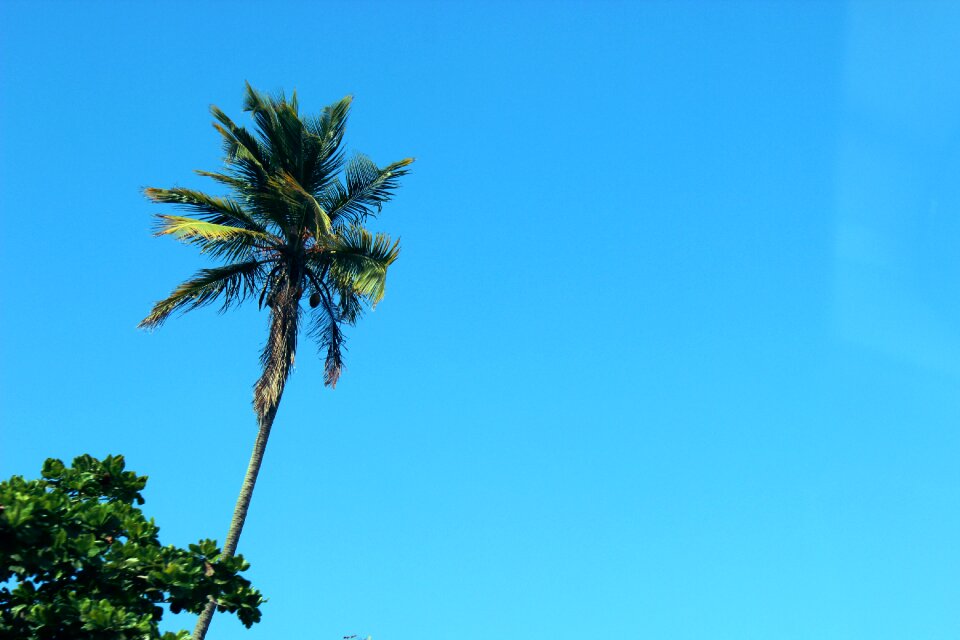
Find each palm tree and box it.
[140,83,412,639]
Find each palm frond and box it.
[322,225,400,305]
[307,287,346,388]
[210,107,271,176]
[201,127,294,236]
[152,215,276,261]
[302,95,352,193]
[306,95,351,148]
[213,96,308,237]
[194,169,248,191]
[267,171,332,238]
[321,156,413,225]
[335,287,364,325]
[139,260,264,329]
[242,83,298,176]
[153,215,273,244]
[144,188,267,233]
[275,100,307,176]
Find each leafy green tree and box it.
[0,454,263,640]
[140,83,411,639]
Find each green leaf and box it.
[139,260,266,329]
[0,455,265,639]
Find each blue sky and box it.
[2,1,959,638]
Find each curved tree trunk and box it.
[191,402,280,639]
[193,292,298,640]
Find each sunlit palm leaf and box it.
[267,171,333,238]
[320,225,399,305]
[144,188,266,233]
[154,215,274,244]
[152,215,276,261]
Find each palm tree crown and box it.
[141,83,412,420]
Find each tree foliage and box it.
[140,83,412,420]
[0,455,263,640]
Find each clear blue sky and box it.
[2,1,959,638]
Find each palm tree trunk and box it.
[224,403,281,561]
[192,401,280,640]
[193,294,297,640]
